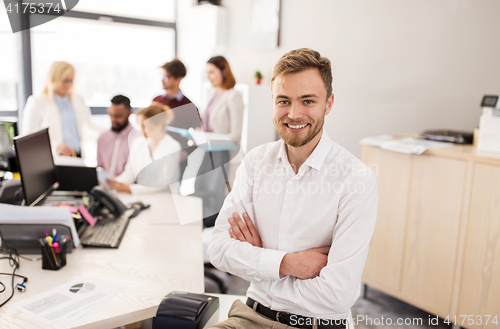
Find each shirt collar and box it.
[277,130,332,171]
[277,139,288,162]
[116,121,133,136]
[304,130,332,170]
[54,94,69,102]
[166,90,184,102]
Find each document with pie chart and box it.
[11,277,124,326]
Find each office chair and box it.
[203,216,228,294]
[0,179,23,205]
[182,149,230,294]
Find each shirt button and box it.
[280,236,286,241]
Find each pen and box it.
[61,236,69,246]
[52,229,58,242]
[44,229,49,237]
[53,242,61,254]
[60,236,67,246]
[45,236,59,267]
[42,243,56,269]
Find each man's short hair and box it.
[162,58,187,79]
[111,95,132,111]
[271,48,333,99]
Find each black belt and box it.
[246,298,347,329]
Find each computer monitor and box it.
[0,120,18,153]
[14,128,59,206]
[56,165,98,192]
[0,120,19,172]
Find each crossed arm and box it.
[228,212,330,280]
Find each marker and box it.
[40,240,56,269]
[61,236,69,246]
[44,229,49,237]
[53,242,61,254]
[60,236,69,254]
[46,236,59,267]
[52,229,58,242]
[60,236,68,246]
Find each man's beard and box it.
[273,110,325,148]
[111,121,129,133]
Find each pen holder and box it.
[41,243,67,270]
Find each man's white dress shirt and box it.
[208,131,378,320]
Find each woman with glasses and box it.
[22,61,91,157]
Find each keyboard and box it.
[79,211,132,248]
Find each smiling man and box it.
[207,48,378,329]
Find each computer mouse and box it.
[128,201,151,218]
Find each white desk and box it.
[211,294,246,323]
[0,193,204,329]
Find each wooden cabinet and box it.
[361,147,411,293]
[458,164,500,328]
[401,155,467,315]
[362,145,500,328]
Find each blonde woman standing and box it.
[22,61,91,157]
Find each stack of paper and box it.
[11,277,124,327]
[360,135,453,154]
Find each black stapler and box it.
[153,292,219,329]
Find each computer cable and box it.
[128,201,151,219]
[18,254,42,262]
[13,186,24,204]
[0,248,28,308]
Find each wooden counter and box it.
[423,144,500,165]
[362,144,500,329]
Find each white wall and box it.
[176,3,228,109]
[178,0,500,157]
